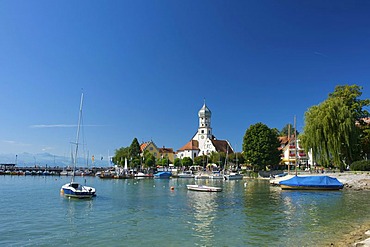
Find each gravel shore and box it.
[330,172,370,191]
[330,173,370,246]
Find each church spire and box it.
[198,101,212,139]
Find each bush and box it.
[350,160,370,171]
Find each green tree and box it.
[161,158,169,166]
[174,158,181,167]
[209,151,226,169]
[329,85,369,119]
[129,138,141,160]
[181,157,193,167]
[301,85,369,170]
[194,155,207,167]
[243,122,282,171]
[143,150,155,168]
[228,152,245,166]
[280,124,299,137]
[113,147,129,166]
[156,157,169,167]
[131,157,141,169]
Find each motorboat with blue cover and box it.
[154,171,172,179]
[279,175,344,190]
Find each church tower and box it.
[177,101,233,159]
[196,101,212,141]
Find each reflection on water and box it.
[281,190,344,241]
[64,198,95,222]
[187,189,219,246]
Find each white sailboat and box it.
[224,145,243,180]
[61,93,96,199]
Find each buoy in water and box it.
[170,186,174,191]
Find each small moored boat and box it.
[186,184,222,192]
[134,172,153,178]
[279,175,344,190]
[60,93,96,199]
[154,171,172,179]
[61,182,96,198]
[224,172,243,180]
[178,170,195,178]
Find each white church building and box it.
[176,102,233,160]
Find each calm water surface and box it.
[1,175,370,246]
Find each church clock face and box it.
[201,135,204,139]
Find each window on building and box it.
[201,130,204,133]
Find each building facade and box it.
[140,141,159,159]
[280,135,309,168]
[158,146,175,163]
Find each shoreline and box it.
[327,225,370,246]
[269,172,370,246]
[269,172,370,191]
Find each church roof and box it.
[178,140,200,151]
[211,139,234,154]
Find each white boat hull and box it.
[186,184,222,192]
[178,174,195,178]
[61,182,96,199]
[224,173,243,180]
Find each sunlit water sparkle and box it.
[1,175,369,246]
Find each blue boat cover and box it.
[154,171,172,177]
[279,176,343,189]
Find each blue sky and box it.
[1,1,370,165]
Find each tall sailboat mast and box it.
[72,93,84,182]
[61,92,96,198]
[294,115,298,176]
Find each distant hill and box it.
[0,152,109,167]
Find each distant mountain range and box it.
[0,152,109,167]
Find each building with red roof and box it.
[176,102,233,160]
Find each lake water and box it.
[1,175,370,246]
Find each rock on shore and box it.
[329,173,370,190]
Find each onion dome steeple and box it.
[198,100,212,118]
[197,100,212,137]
